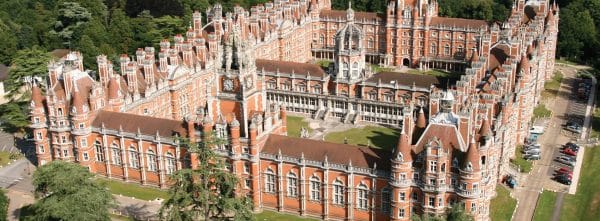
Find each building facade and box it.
[30,0,558,220]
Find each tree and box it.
[49,2,92,48]
[446,204,474,221]
[0,189,8,221]
[159,133,253,221]
[4,47,51,101]
[25,161,115,221]
[0,101,30,133]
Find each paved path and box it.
[512,66,583,221]
[550,192,565,221]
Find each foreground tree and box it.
[0,188,8,221]
[3,47,51,101]
[25,161,115,221]
[159,133,253,221]
[410,204,473,221]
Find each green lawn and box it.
[556,59,580,66]
[287,116,312,138]
[255,210,317,221]
[97,178,169,201]
[407,69,462,79]
[109,213,135,221]
[533,104,552,119]
[490,186,517,221]
[510,145,533,173]
[560,144,600,220]
[0,151,12,167]
[324,126,399,150]
[542,71,564,100]
[369,64,394,73]
[533,190,558,221]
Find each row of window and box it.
[93,141,176,174]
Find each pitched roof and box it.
[366,72,441,88]
[319,10,383,21]
[414,123,466,153]
[262,134,391,170]
[92,110,188,137]
[430,17,488,29]
[256,59,326,77]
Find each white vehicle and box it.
[530,126,545,134]
[524,149,541,155]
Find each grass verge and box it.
[97,178,169,201]
[286,116,312,138]
[560,145,600,220]
[490,186,517,221]
[369,64,394,73]
[510,145,533,173]
[324,126,399,150]
[533,190,558,221]
[533,104,552,119]
[255,210,317,221]
[406,69,462,79]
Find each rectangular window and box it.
[429,161,437,172]
[78,123,84,129]
[83,152,89,161]
[36,132,42,140]
[244,162,250,174]
[61,136,67,143]
[357,187,368,209]
[429,178,436,185]
[38,145,44,153]
[381,189,391,213]
[34,117,40,123]
[245,179,251,189]
[80,139,87,147]
[413,172,420,182]
[399,192,406,201]
[399,208,405,218]
[63,149,68,157]
[265,173,276,193]
[310,179,321,201]
[471,202,477,212]
[333,183,344,205]
[438,198,444,207]
[412,192,419,202]
[429,197,435,207]
[287,175,298,197]
[243,146,250,154]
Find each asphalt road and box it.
[511,65,587,221]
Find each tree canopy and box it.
[24,161,115,221]
[159,134,253,221]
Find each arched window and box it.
[441,163,446,172]
[129,146,139,168]
[94,141,104,162]
[147,150,157,171]
[310,176,321,201]
[165,152,176,174]
[403,8,411,18]
[333,180,345,205]
[444,44,451,55]
[352,62,359,77]
[368,38,374,48]
[356,184,369,209]
[342,62,349,78]
[287,172,298,197]
[319,34,325,45]
[111,143,121,165]
[381,187,391,214]
[264,168,276,193]
[430,43,437,55]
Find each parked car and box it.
[566,124,583,134]
[555,174,572,185]
[523,154,541,160]
[564,142,580,151]
[556,167,573,176]
[556,156,576,166]
[524,145,540,151]
[524,148,541,155]
[563,148,577,156]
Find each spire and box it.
[464,138,480,172]
[479,117,492,138]
[31,82,44,108]
[71,83,87,114]
[395,127,412,162]
[108,76,120,99]
[416,107,427,129]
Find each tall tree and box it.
[446,204,474,221]
[0,101,30,133]
[159,134,253,221]
[4,47,51,101]
[24,161,115,221]
[0,188,8,221]
[49,2,92,48]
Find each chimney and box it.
[193,11,202,31]
[125,63,138,94]
[159,49,168,72]
[97,55,109,87]
[160,39,170,50]
[169,49,179,66]
[143,59,154,85]
[182,40,193,67]
[135,48,145,65]
[119,54,130,75]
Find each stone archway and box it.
[402,58,410,67]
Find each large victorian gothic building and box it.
[30,0,558,220]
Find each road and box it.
[511,65,592,221]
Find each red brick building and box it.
[30,0,558,220]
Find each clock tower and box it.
[216,24,265,137]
